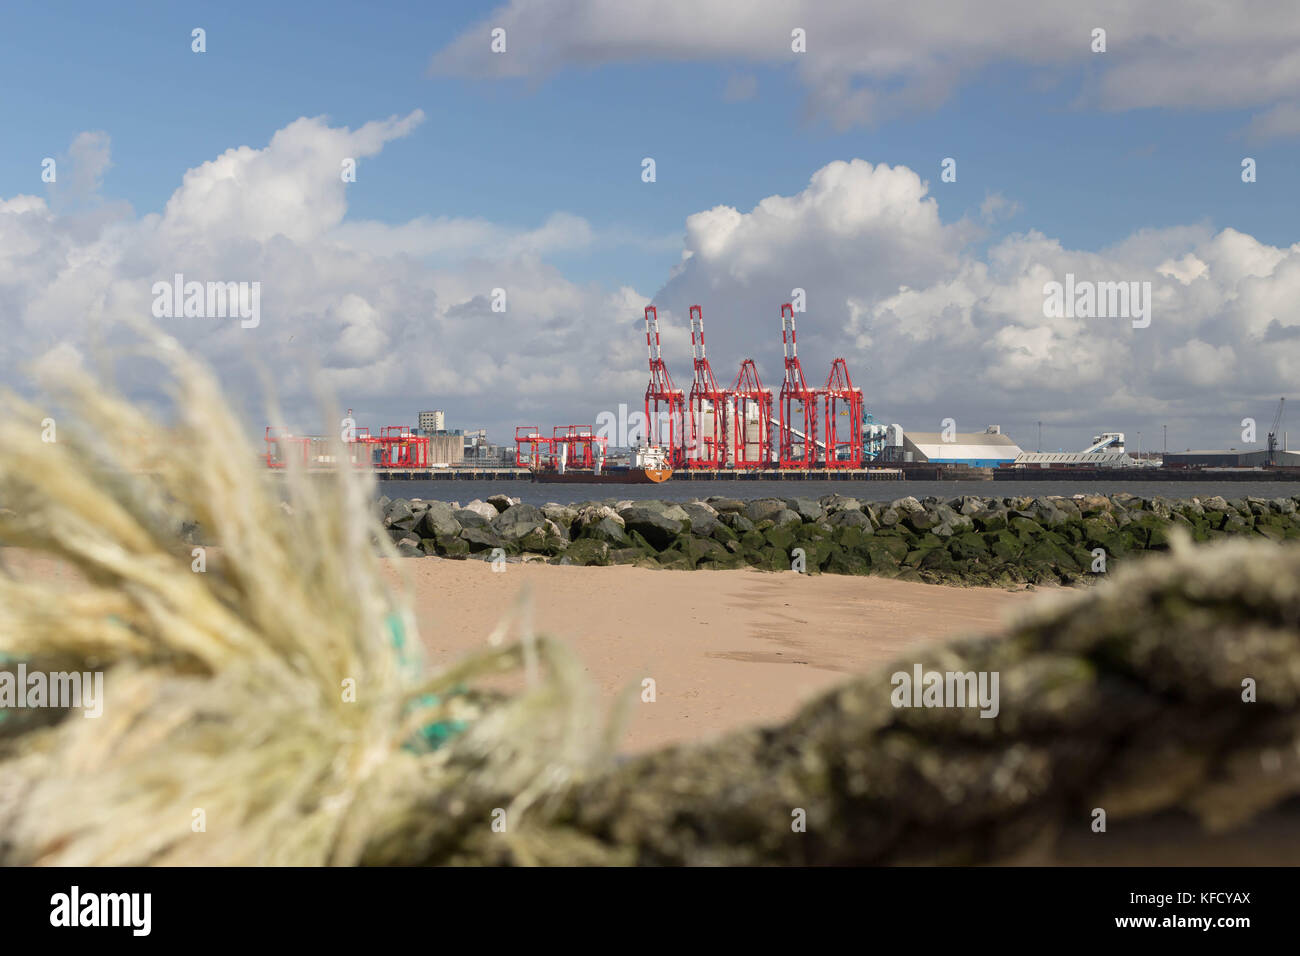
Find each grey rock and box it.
[785,497,824,522]
[821,494,863,513]
[574,504,625,534]
[584,517,629,546]
[541,503,578,529]
[829,509,872,530]
[619,505,686,549]
[771,508,803,528]
[745,498,789,523]
[384,499,418,531]
[680,502,721,538]
[453,508,489,529]
[490,503,547,541]
[890,496,924,514]
[462,499,500,521]
[722,512,756,533]
[459,527,508,553]
[419,501,461,538]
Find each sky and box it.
[1,0,1298,453]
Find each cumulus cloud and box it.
[328,211,594,262]
[57,131,113,205]
[429,0,1300,134]
[3,116,1298,450]
[0,118,651,439]
[1246,103,1300,141]
[650,162,1300,447]
[979,192,1020,225]
[160,111,425,245]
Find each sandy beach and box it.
[386,559,1032,751]
[1,545,1029,752]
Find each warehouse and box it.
[1164,449,1300,467]
[896,425,1024,467]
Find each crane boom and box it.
[1267,397,1286,465]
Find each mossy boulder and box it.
[1010,516,1044,540]
[435,536,470,558]
[948,532,990,561]
[764,525,798,553]
[564,538,611,566]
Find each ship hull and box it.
[533,467,672,484]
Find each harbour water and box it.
[377,478,1300,507]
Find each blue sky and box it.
[4,0,1291,292]
[2,1,1298,450]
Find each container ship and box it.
[531,445,672,484]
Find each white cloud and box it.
[650,158,1300,445]
[161,111,425,245]
[1246,102,1300,141]
[0,119,651,439]
[328,211,593,261]
[979,192,1020,225]
[429,0,1300,134]
[3,116,1298,449]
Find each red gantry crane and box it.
[644,305,685,467]
[777,303,819,468]
[822,358,863,468]
[731,359,772,469]
[685,305,729,469]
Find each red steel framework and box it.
[685,305,729,468]
[514,425,607,470]
[822,358,863,468]
[777,303,819,468]
[509,300,871,473]
[374,425,430,468]
[265,417,430,470]
[550,424,604,469]
[514,426,553,467]
[643,305,685,467]
[731,359,772,468]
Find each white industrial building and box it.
[418,410,446,434]
[886,425,1024,467]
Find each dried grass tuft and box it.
[0,331,618,865]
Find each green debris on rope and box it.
[0,619,473,746]
[386,614,468,751]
